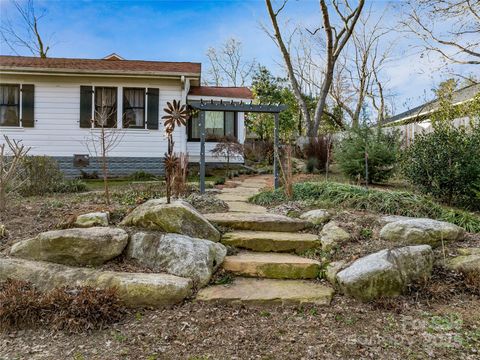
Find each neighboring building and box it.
[0,54,252,177]
[383,83,479,144]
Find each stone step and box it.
[222,252,321,279]
[226,201,266,213]
[196,277,334,306]
[205,212,311,232]
[222,231,320,253]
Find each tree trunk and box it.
[101,127,110,205]
[0,186,6,215]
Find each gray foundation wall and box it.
[54,156,165,179]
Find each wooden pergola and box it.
[189,101,287,193]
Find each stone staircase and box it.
[196,176,334,306]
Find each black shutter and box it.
[147,88,159,130]
[21,84,35,127]
[80,86,93,128]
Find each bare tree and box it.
[402,0,480,66]
[211,135,244,177]
[265,0,365,136]
[205,38,257,86]
[84,90,125,205]
[0,0,51,58]
[0,135,30,215]
[330,7,394,126]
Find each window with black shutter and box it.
[0,84,35,127]
[123,88,145,128]
[94,87,117,128]
[0,84,20,126]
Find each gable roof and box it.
[385,83,480,125]
[0,55,201,77]
[188,86,253,99]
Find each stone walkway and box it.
[196,175,334,306]
[215,175,270,214]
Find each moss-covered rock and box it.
[10,227,128,266]
[300,209,332,225]
[320,221,350,251]
[74,212,109,227]
[336,245,433,301]
[379,218,464,247]
[0,258,192,307]
[120,199,221,241]
[446,254,480,275]
[127,232,226,287]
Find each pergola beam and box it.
[190,101,287,113]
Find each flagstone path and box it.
[196,175,334,306]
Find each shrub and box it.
[306,157,319,174]
[302,136,331,171]
[128,170,158,181]
[401,122,480,210]
[19,156,86,196]
[335,125,400,183]
[0,279,125,333]
[54,179,88,193]
[249,181,480,232]
[214,177,226,185]
[19,156,64,196]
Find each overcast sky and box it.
[0,0,478,115]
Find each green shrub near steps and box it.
[249,182,480,233]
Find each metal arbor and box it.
[189,100,287,193]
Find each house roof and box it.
[188,86,253,99]
[385,83,480,125]
[0,55,201,77]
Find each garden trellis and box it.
[189,100,286,193]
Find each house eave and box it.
[0,67,201,79]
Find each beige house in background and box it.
[383,83,479,144]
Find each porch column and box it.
[199,110,206,194]
[273,112,279,190]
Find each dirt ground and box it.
[1,295,479,360]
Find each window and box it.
[123,88,145,128]
[0,84,20,126]
[188,111,236,141]
[94,87,117,128]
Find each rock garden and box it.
[1,172,479,359]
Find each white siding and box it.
[0,74,187,157]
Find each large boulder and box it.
[446,255,480,275]
[320,221,350,251]
[127,232,227,287]
[300,209,332,225]
[10,227,128,266]
[379,218,464,247]
[0,258,192,308]
[75,212,109,228]
[120,199,221,242]
[336,245,433,301]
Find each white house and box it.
[0,54,252,177]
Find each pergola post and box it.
[199,110,206,194]
[273,112,279,190]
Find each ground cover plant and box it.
[0,279,125,333]
[250,181,480,232]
